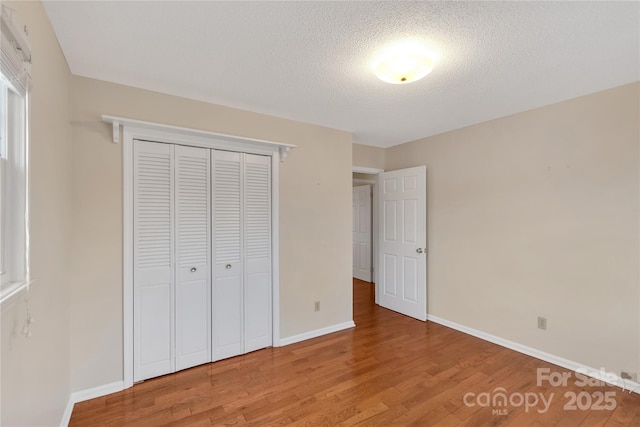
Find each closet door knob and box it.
[226,264,232,269]
[190,267,197,272]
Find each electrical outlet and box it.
[314,301,320,312]
[537,317,547,330]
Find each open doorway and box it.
[352,167,382,287]
[353,183,372,282]
[353,165,427,319]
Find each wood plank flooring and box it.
[70,279,640,426]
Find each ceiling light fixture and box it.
[373,40,436,84]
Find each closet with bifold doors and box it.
[133,139,272,382]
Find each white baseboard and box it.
[71,380,125,403]
[59,321,357,426]
[279,320,356,346]
[59,381,125,426]
[59,397,74,427]
[427,314,640,394]
[57,320,357,426]
[61,314,637,426]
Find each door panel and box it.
[403,200,417,242]
[213,273,243,359]
[384,200,397,241]
[176,281,209,363]
[378,166,427,321]
[138,284,171,367]
[175,145,211,371]
[403,257,418,302]
[133,140,174,381]
[245,271,271,351]
[383,254,397,296]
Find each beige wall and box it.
[386,83,640,377]
[353,143,385,170]
[1,2,73,426]
[69,76,353,391]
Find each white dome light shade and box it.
[373,40,436,84]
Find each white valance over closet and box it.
[104,116,294,386]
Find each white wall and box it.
[386,83,640,378]
[69,76,354,391]
[0,1,73,425]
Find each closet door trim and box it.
[123,124,283,389]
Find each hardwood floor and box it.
[70,279,640,426]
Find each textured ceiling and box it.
[43,1,639,148]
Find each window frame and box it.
[0,79,6,284]
[0,73,29,304]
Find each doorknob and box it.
[190,267,197,272]
[226,264,232,269]
[416,248,424,254]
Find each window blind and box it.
[0,5,31,95]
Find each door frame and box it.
[352,166,382,300]
[119,118,292,389]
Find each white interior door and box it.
[377,166,427,321]
[133,140,175,381]
[175,145,211,371]
[353,185,372,282]
[212,151,273,360]
[212,150,244,361]
[243,154,272,352]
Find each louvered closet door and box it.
[175,145,211,371]
[211,151,272,360]
[244,154,272,352]
[133,140,175,381]
[211,150,244,360]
